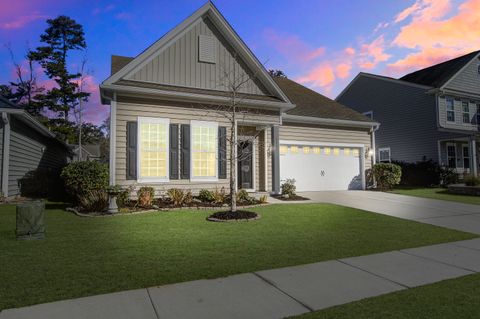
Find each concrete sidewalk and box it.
[2,238,480,319]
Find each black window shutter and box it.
[218,126,227,179]
[126,121,137,180]
[170,124,179,179]
[180,124,190,179]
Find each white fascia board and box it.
[100,83,295,111]
[0,107,56,138]
[279,140,365,148]
[282,113,379,129]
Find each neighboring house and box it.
[100,2,377,193]
[0,97,71,198]
[337,50,480,177]
[69,144,102,162]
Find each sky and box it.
[1,0,479,125]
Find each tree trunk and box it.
[230,120,237,213]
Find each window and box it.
[447,144,457,168]
[313,147,321,154]
[344,148,350,156]
[352,149,359,157]
[477,104,480,125]
[290,146,298,154]
[463,145,470,169]
[302,146,310,154]
[462,101,470,124]
[324,147,331,155]
[333,148,340,156]
[446,97,455,122]
[138,117,169,182]
[191,121,218,180]
[378,147,391,163]
[363,111,373,120]
[279,145,288,155]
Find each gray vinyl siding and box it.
[0,121,3,188]
[338,75,460,163]
[438,95,479,130]
[446,55,480,94]
[279,123,373,170]
[8,118,68,197]
[115,97,279,194]
[127,17,269,96]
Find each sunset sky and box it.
[1,0,479,125]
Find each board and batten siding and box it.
[8,118,68,197]
[127,17,269,96]
[279,123,373,170]
[115,97,278,193]
[445,55,480,94]
[438,95,479,131]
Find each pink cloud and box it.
[296,64,336,88]
[0,13,48,29]
[357,35,391,69]
[344,47,356,56]
[335,63,351,79]
[388,0,480,75]
[263,29,326,63]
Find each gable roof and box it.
[111,55,134,75]
[400,50,480,88]
[274,77,374,123]
[101,1,292,108]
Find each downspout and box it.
[2,112,10,198]
[109,93,117,186]
[369,123,380,189]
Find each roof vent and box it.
[198,35,216,64]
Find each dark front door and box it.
[238,140,253,189]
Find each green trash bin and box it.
[16,200,45,240]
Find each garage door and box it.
[279,143,363,191]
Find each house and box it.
[0,97,71,198]
[100,2,377,194]
[69,144,102,162]
[337,51,480,177]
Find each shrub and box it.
[393,159,440,187]
[213,187,227,204]
[259,195,268,204]
[20,168,65,199]
[61,161,108,202]
[137,186,155,207]
[372,163,402,191]
[184,191,193,206]
[198,189,215,203]
[113,185,134,208]
[440,166,459,186]
[464,174,480,186]
[78,189,108,212]
[281,178,297,197]
[236,189,250,202]
[167,188,186,206]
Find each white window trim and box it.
[190,120,218,182]
[137,117,170,183]
[363,111,373,120]
[378,147,391,163]
[446,97,455,123]
[446,142,457,169]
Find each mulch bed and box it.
[207,210,260,222]
[271,194,310,201]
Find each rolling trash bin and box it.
[16,200,45,240]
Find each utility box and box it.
[16,201,45,240]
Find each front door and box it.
[238,140,253,189]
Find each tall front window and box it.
[138,117,169,182]
[191,121,217,180]
[447,144,456,168]
[463,145,470,169]
[462,101,470,124]
[446,97,455,122]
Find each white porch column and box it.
[109,94,117,186]
[471,138,478,177]
[263,127,268,191]
[1,112,10,198]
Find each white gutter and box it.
[282,113,379,129]
[100,84,296,112]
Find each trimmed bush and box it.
[372,163,402,191]
[78,189,108,212]
[198,189,215,203]
[61,161,108,202]
[213,187,227,204]
[137,186,155,207]
[464,174,480,186]
[393,159,440,187]
[236,189,250,202]
[440,166,459,186]
[167,188,186,206]
[281,178,297,197]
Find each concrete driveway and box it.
[296,191,480,234]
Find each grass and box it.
[390,187,480,205]
[293,273,480,319]
[0,203,476,310]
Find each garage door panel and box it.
[280,144,362,192]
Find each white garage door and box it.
[280,143,363,191]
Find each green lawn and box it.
[293,273,480,319]
[0,203,476,310]
[391,187,480,205]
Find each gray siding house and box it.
[0,97,71,198]
[337,51,480,177]
[100,2,377,194]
